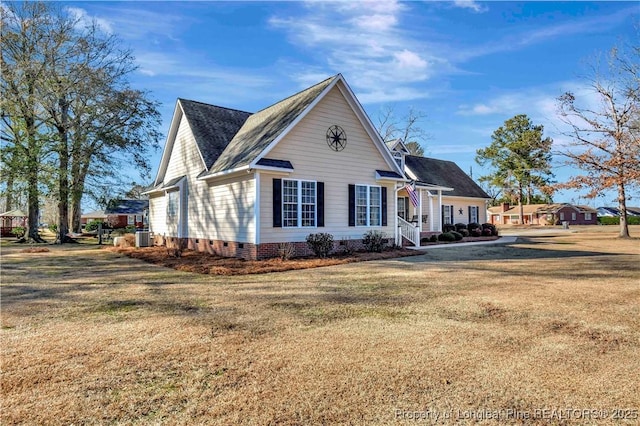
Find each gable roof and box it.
[202,75,337,177]
[404,155,489,199]
[179,100,252,170]
[156,74,404,184]
[105,199,149,215]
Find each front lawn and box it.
[1,227,639,424]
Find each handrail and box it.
[398,216,420,246]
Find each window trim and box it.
[166,190,179,221]
[282,179,317,228]
[443,205,453,225]
[355,184,382,227]
[469,205,479,223]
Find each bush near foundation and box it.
[482,223,498,236]
[362,230,386,252]
[438,232,456,242]
[306,233,334,258]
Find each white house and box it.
[146,74,489,259]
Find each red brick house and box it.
[488,203,597,225]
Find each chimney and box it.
[502,203,510,212]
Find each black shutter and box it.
[348,184,355,226]
[381,187,387,226]
[441,205,445,228]
[273,179,282,228]
[468,206,472,223]
[317,182,324,227]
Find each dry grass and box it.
[1,226,639,425]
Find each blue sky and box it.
[69,1,638,206]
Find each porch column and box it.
[428,192,434,232]
[418,189,423,233]
[437,190,443,232]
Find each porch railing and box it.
[398,216,420,246]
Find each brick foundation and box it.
[151,234,392,260]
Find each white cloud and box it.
[66,6,113,34]
[452,0,488,13]
[269,0,444,103]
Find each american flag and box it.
[405,182,419,207]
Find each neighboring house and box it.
[80,210,108,227]
[488,203,597,225]
[146,74,491,259]
[0,210,27,237]
[82,200,148,229]
[105,199,148,229]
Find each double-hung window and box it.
[355,185,381,226]
[469,206,479,223]
[282,179,316,227]
[443,205,453,225]
[167,191,178,220]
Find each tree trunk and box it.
[26,117,45,243]
[56,98,72,243]
[5,173,14,212]
[518,183,524,225]
[617,183,630,238]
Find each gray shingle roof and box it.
[178,100,252,169]
[255,158,294,169]
[405,155,489,198]
[376,170,404,179]
[203,75,337,176]
[105,199,149,215]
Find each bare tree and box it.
[2,2,161,240]
[376,105,429,155]
[557,42,639,238]
[1,2,56,242]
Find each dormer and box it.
[385,138,410,172]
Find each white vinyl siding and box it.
[259,83,396,243]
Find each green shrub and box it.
[438,232,456,242]
[467,222,481,232]
[125,225,136,234]
[85,220,105,232]
[306,232,334,258]
[11,226,25,238]
[482,228,493,236]
[48,223,57,233]
[470,228,482,237]
[454,223,467,232]
[442,224,455,233]
[482,223,498,236]
[430,234,438,242]
[362,230,386,252]
[450,231,464,241]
